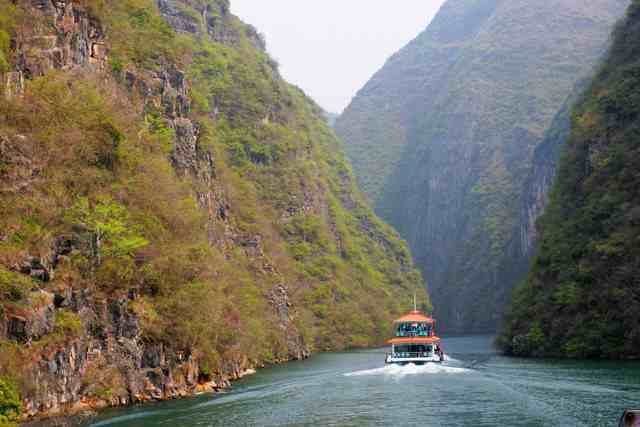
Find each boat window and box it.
[395,322,433,337]
[393,344,433,355]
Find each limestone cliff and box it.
[336,0,628,334]
[519,79,591,260]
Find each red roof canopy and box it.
[393,310,434,323]
[387,336,441,345]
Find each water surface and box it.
[88,336,640,426]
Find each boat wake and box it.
[344,362,470,378]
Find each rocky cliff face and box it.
[0,0,426,421]
[336,0,628,334]
[519,79,591,259]
[1,1,267,418]
[499,0,640,359]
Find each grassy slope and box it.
[0,0,428,413]
[498,0,640,358]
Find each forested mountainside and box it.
[499,0,640,359]
[335,0,628,334]
[0,0,427,421]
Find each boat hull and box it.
[385,360,442,366]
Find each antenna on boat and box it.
[413,292,417,312]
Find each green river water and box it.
[87,336,640,426]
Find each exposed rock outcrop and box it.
[519,79,590,258]
[17,0,106,78]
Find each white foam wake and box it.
[344,363,469,378]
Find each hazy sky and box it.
[230,1,446,113]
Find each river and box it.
[87,336,640,426]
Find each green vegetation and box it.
[0,0,20,73]
[0,0,428,408]
[82,0,189,69]
[53,310,83,338]
[178,1,426,349]
[498,0,640,358]
[0,377,20,426]
[68,197,149,260]
[0,269,34,302]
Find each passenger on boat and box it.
[435,344,444,361]
[396,322,434,338]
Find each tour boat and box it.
[385,304,444,365]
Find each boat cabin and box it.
[385,309,443,364]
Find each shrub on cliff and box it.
[53,311,84,338]
[0,0,21,73]
[68,197,149,262]
[0,377,20,425]
[0,269,34,302]
[81,0,188,68]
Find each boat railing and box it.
[391,352,433,359]
[395,331,432,338]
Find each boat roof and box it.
[387,336,441,345]
[393,310,434,323]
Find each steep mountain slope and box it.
[336,0,628,334]
[0,0,427,420]
[519,78,592,260]
[499,0,640,359]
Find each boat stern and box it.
[385,353,444,365]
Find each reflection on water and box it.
[88,335,640,427]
